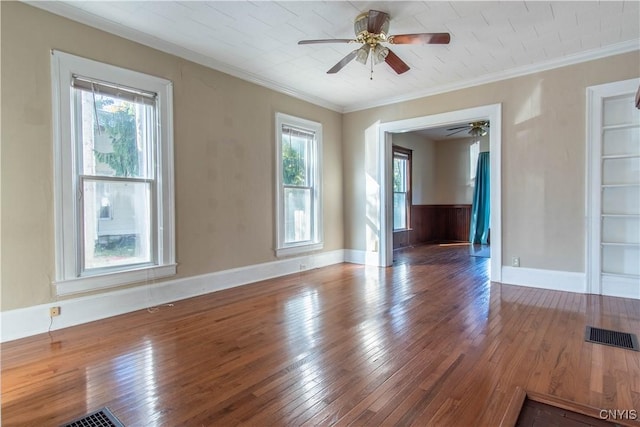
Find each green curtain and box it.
[470,152,490,244]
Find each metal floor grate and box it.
[585,326,639,351]
[61,407,124,427]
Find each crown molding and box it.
[24,0,344,113]
[24,1,639,115]
[342,39,640,113]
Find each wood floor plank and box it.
[2,244,639,426]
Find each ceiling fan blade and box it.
[446,125,471,131]
[368,10,389,34]
[327,50,358,74]
[446,128,468,137]
[298,39,355,45]
[384,49,410,74]
[388,33,451,45]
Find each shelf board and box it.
[602,123,640,131]
[601,242,640,247]
[601,183,640,188]
[601,213,640,218]
[602,272,640,280]
[602,153,640,160]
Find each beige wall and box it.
[390,133,436,205]
[343,50,640,272]
[393,133,489,206]
[433,136,475,205]
[0,2,343,311]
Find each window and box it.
[275,113,323,256]
[393,146,412,231]
[51,51,175,295]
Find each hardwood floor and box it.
[2,245,639,426]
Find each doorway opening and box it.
[376,104,502,282]
[389,123,490,259]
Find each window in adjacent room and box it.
[51,51,175,295]
[469,140,480,186]
[393,146,412,231]
[275,113,323,256]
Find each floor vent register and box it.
[585,326,639,351]
[61,407,125,427]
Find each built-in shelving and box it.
[588,80,640,299]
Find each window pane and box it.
[393,157,407,192]
[83,180,152,270]
[282,133,310,186]
[394,193,407,230]
[78,90,153,179]
[284,187,311,243]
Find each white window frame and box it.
[275,113,323,257]
[51,51,175,295]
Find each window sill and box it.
[276,242,323,258]
[54,263,177,296]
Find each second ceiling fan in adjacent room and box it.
[447,121,490,137]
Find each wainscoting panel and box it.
[394,204,472,249]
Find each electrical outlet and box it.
[512,257,520,267]
[49,306,61,317]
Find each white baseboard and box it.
[344,249,365,264]
[343,249,382,266]
[1,249,345,343]
[501,266,586,294]
[3,255,612,342]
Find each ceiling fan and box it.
[447,121,490,137]
[298,10,450,77]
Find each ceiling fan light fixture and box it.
[354,13,368,36]
[470,127,487,137]
[355,45,370,64]
[372,45,389,64]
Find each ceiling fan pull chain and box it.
[370,54,374,80]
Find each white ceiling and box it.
[29,1,640,112]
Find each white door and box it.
[587,78,640,299]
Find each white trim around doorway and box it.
[375,104,502,282]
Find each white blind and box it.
[282,125,315,140]
[72,74,156,106]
